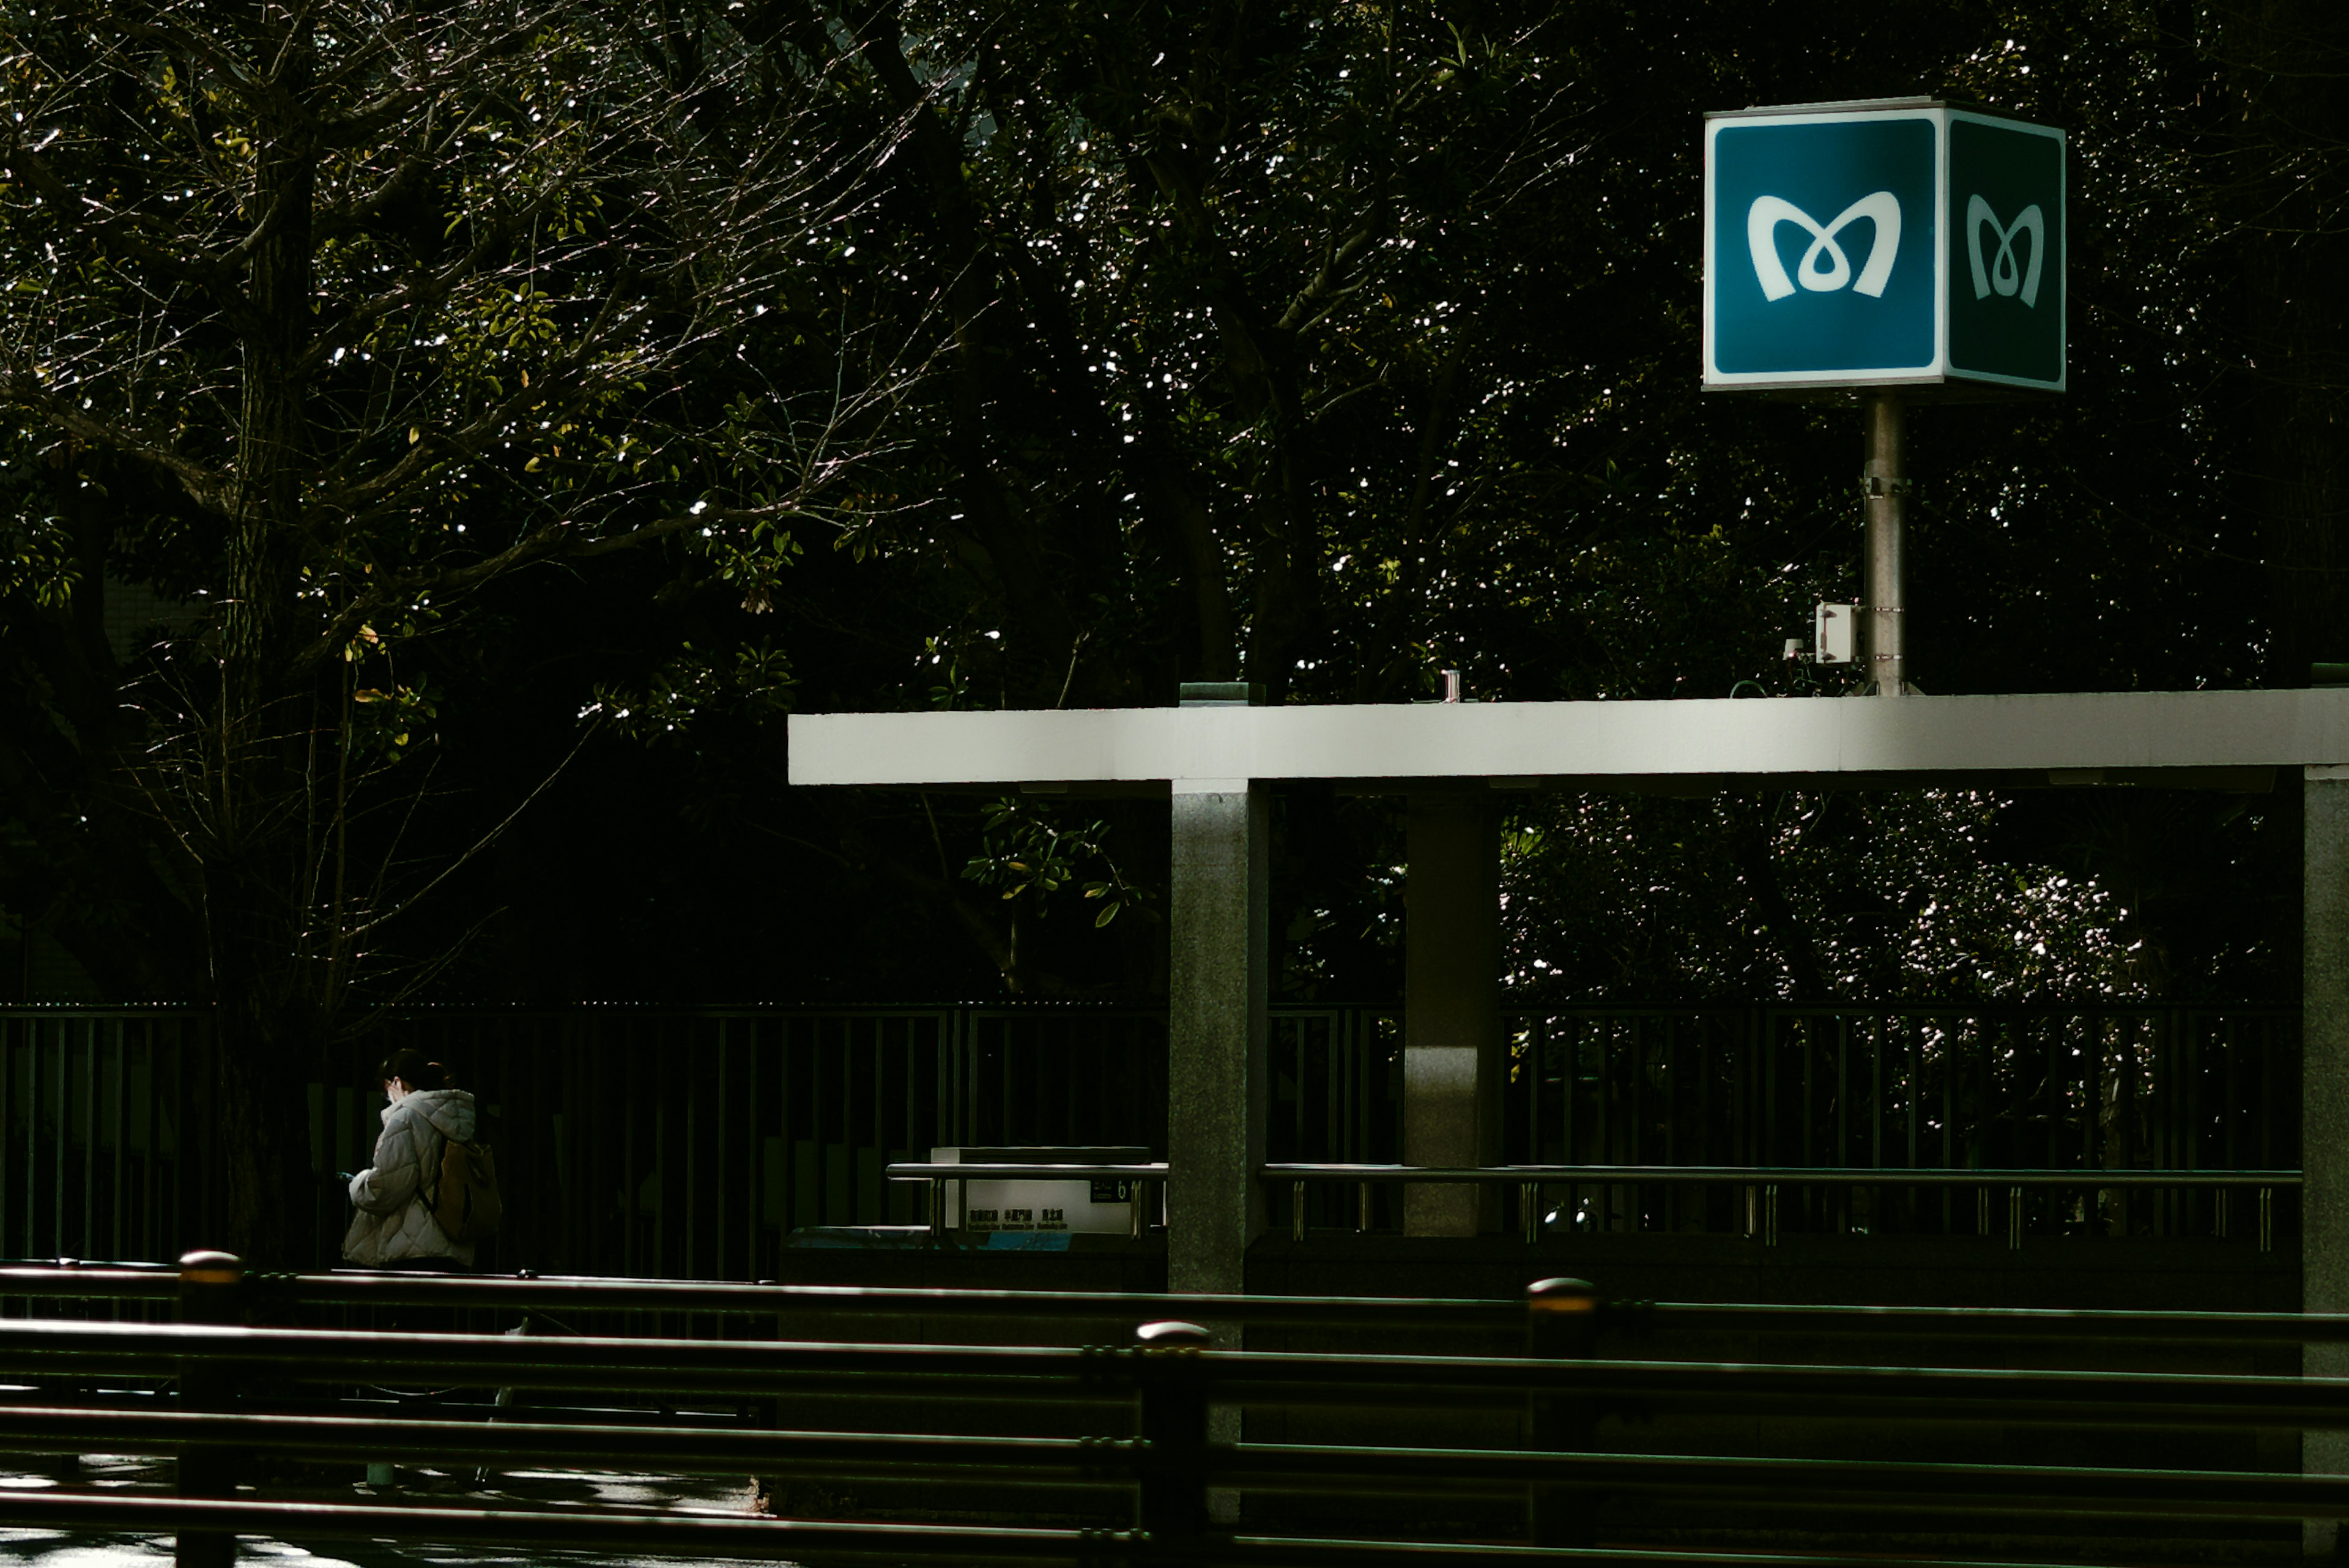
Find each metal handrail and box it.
[0,1259,1527,1329]
[17,1260,2349,1346]
[1198,1353,2349,1423]
[0,1319,1132,1405]
[18,1405,2349,1523]
[1624,1300,2349,1342]
[273,1271,1515,1329]
[886,1164,1171,1180]
[0,1490,2254,1568]
[1266,1164,2300,1250]
[22,1256,2349,1565]
[0,1491,1138,1563]
[1265,1162,2303,1186]
[0,1404,1139,1484]
[15,1318,2349,1422]
[0,1264,181,1302]
[1215,1441,2349,1515]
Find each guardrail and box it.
[8,1255,2349,1566]
[1266,1163,2302,1249]
[14,1257,2349,1345]
[13,1489,2349,1568]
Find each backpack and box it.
[429,1132,503,1243]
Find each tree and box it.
[2194,0,2349,681]
[0,0,899,1260]
[724,1,1622,996]
[3,0,2329,1258]
[477,0,2331,1012]
[768,0,2309,1008]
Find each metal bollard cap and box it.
[1134,1320,1211,1350]
[177,1250,244,1285]
[1526,1277,1597,1312]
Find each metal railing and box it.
[1269,1163,2301,1250]
[22,1315,2349,1421]
[10,1257,2349,1566]
[0,1010,202,1266]
[1491,1005,2300,1242]
[0,1003,1175,1274]
[870,1158,2301,1252]
[0,1001,2301,1269]
[0,1258,1538,1336]
[20,1258,2349,1344]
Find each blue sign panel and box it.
[1946,114,2065,390]
[1709,114,1939,379]
[1704,101,2065,395]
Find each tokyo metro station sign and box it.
[1704,99,2065,394]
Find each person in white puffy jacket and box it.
[343,1049,478,1269]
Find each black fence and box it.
[0,1001,2300,1271]
[1282,1004,2301,1240]
[0,1010,199,1268]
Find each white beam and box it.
[787,689,2349,787]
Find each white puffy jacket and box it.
[342,1088,479,1268]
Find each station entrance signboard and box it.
[1704,99,2064,394]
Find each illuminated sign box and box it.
[929,1146,1154,1235]
[1704,100,2065,394]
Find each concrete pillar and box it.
[1166,780,1269,1296]
[1403,792,1501,1236]
[2307,767,2349,1559]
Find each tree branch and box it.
[0,135,260,330]
[288,499,799,680]
[0,351,236,513]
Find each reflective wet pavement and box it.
[0,1455,766,1566]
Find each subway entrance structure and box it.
[789,686,2349,1313]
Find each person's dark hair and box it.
[376,1049,448,1093]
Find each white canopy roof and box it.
[789,689,2349,792]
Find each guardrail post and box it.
[1134,1320,1212,1566]
[175,1249,244,1568]
[1525,1277,1597,1547]
[2008,1186,2024,1250]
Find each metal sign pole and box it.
[1863,395,1907,696]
